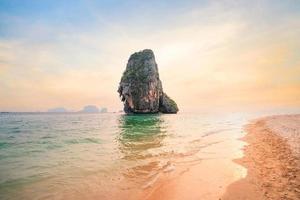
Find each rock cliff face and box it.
[118,49,178,114]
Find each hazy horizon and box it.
[1,0,299,112]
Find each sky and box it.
[0,0,299,112]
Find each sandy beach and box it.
[223,115,300,200]
[141,114,300,200]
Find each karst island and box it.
[118,49,178,114]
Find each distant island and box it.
[47,106,108,113]
[47,107,68,113]
[79,105,108,113]
[118,49,178,114]
[79,105,99,113]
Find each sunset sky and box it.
[0,0,299,112]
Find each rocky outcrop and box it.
[118,49,178,114]
[159,93,178,114]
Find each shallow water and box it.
[0,111,296,199]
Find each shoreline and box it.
[139,121,247,200]
[222,115,300,200]
[2,113,299,199]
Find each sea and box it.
[0,110,298,199]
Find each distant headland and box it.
[118,49,178,114]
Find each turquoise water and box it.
[0,111,297,199]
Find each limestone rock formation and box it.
[118,49,178,114]
[159,93,178,114]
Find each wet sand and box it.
[223,115,300,200]
[142,159,242,200]
[139,127,247,200]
